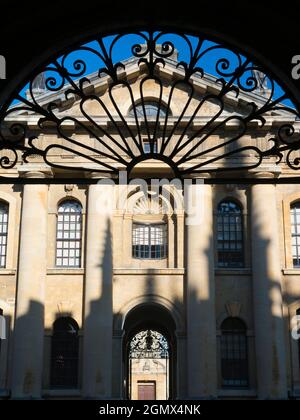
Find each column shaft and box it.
[186,182,217,398]
[12,183,48,398]
[82,183,114,398]
[251,183,287,398]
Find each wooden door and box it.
[138,382,156,400]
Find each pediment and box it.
[13,57,286,121]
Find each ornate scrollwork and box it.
[129,330,169,359]
[0,30,299,178]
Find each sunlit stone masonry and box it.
[0,44,300,400]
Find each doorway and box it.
[128,329,169,400]
[123,303,176,400]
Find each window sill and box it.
[0,269,16,275]
[282,269,300,275]
[114,268,185,275]
[218,389,257,398]
[47,268,84,275]
[215,269,251,276]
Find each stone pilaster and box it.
[82,175,114,398]
[176,212,184,268]
[186,177,217,398]
[11,170,49,398]
[251,172,287,399]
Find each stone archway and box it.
[122,303,177,400]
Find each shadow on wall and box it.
[6,176,292,400]
[0,308,12,397]
[250,188,288,399]
[11,300,44,399]
[82,218,113,398]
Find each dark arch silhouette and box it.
[50,317,79,390]
[1,2,300,112]
[220,317,249,389]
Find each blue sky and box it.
[14,31,295,110]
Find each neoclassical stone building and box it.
[0,47,300,400]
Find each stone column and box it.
[11,171,49,399]
[251,173,287,399]
[186,178,217,398]
[82,177,114,398]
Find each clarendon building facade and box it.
[0,50,300,400]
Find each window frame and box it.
[129,101,169,119]
[220,318,249,389]
[55,200,82,268]
[216,200,244,269]
[132,222,168,260]
[50,317,79,390]
[0,202,9,269]
[143,139,157,154]
[290,202,300,267]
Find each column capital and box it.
[183,172,212,180]
[84,171,113,180]
[18,164,53,179]
[248,166,281,179]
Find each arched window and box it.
[0,202,8,268]
[129,101,169,118]
[50,317,79,389]
[290,202,300,267]
[217,200,244,268]
[220,318,249,388]
[56,200,82,268]
[132,223,167,259]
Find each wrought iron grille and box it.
[129,330,169,359]
[0,30,299,181]
[220,318,249,388]
[217,200,244,268]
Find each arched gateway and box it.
[123,303,177,400]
